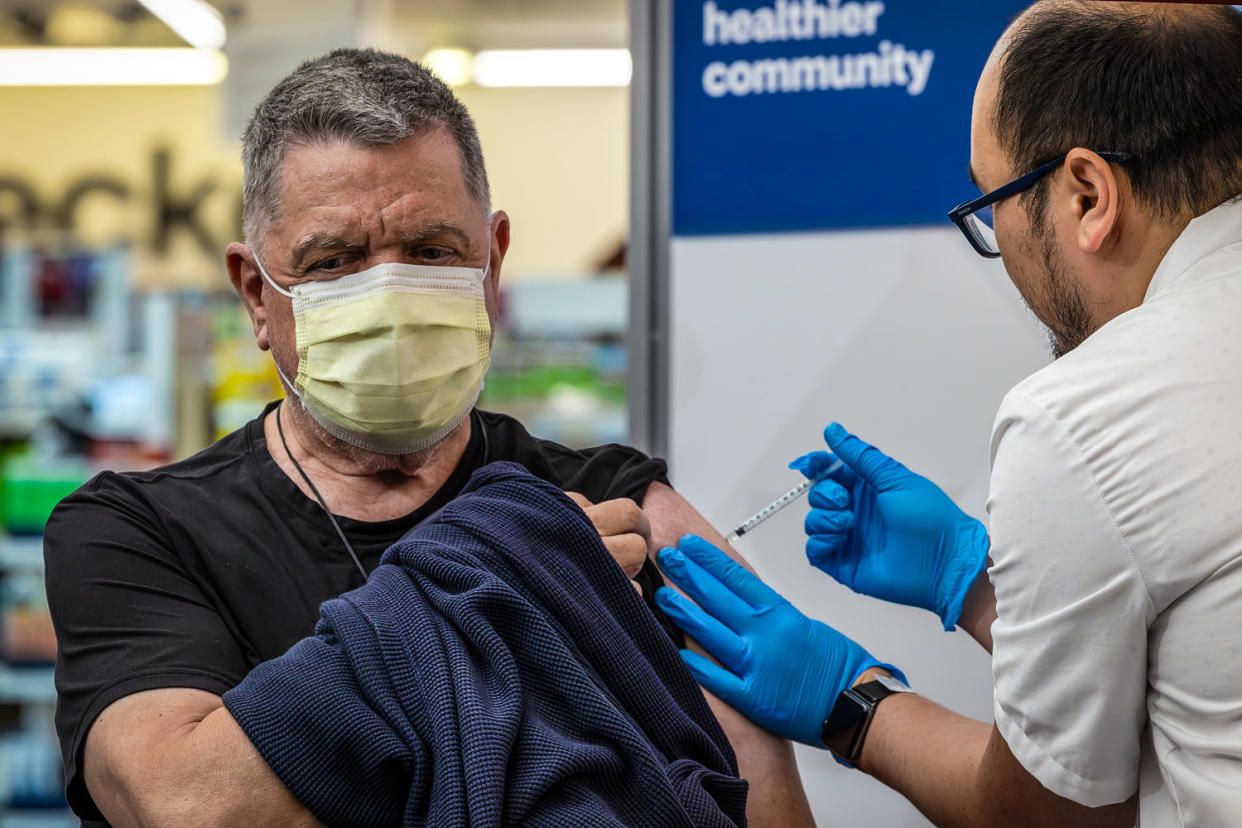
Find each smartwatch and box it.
[821,673,912,768]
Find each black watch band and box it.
[820,675,911,768]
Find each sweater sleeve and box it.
[223,599,415,827]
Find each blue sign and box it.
[672,0,1028,235]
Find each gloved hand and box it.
[790,422,989,631]
[654,534,904,747]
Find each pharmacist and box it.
[656,2,1242,826]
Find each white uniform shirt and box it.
[987,198,1242,826]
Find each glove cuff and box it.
[873,661,909,687]
[938,521,990,632]
[848,658,909,690]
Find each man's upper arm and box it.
[987,391,1154,807]
[86,688,320,827]
[44,475,249,819]
[86,688,222,823]
[640,481,759,575]
[640,480,816,827]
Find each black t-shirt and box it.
[44,403,674,824]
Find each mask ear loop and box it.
[252,251,294,298]
[251,250,305,410]
[479,210,501,281]
[477,221,496,402]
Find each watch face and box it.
[821,692,868,760]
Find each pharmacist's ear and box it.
[226,242,269,350]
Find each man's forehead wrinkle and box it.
[278,205,359,254]
[378,194,482,250]
[378,190,451,228]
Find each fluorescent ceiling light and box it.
[136,0,226,50]
[473,49,632,87]
[423,48,473,87]
[0,48,228,86]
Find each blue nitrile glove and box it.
[790,422,990,631]
[654,534,905,748]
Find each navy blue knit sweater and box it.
[223,462,748,827]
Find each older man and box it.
[44,50,810,826]
[656,2,1242,827]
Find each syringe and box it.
[725,460,844,544]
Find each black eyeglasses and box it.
[948,151,1134,258]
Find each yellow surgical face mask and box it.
[255,252,492,455]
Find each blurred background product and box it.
[0,1,629,820]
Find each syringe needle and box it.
[725,460,844,545]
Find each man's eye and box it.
[312,256,349,271]
[416,247,452,261]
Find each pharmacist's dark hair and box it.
[995,1,1242,220]
[241,48,489,248]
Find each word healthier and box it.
[700,0,935,98]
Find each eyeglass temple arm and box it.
[948,150,1133,222]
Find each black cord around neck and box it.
[276,402,369,582]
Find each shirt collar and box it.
[1144,197,1242,303]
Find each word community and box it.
[699,0,936,98]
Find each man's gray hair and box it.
[241,48,491,249]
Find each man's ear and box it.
[484,210,511,328]
[1063,148,1121,255]
[225,241,271,351]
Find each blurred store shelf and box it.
[0,540,41,573]
[482,275,630,448]
[0,667,56,706]
[0,812,78,828]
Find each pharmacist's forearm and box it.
[855,691,992,826]
[854,689,1136,828]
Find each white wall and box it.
[668,226,1050,825]
[458,85,629,280]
